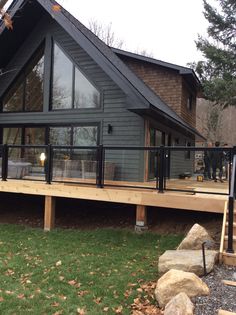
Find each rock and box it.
[158,250,218,276]
[164,292,194,315]
[177,223,215,250]
[155,269,209,307]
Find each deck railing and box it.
[0,144,235,196]
[227,153,236,253]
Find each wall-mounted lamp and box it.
[107,124,113,134]
[40,152,46,167]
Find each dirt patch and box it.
[0,193,223,241]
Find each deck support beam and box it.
[44,196,56,231]
[135,205,148,232]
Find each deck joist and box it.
[0,179,227,213]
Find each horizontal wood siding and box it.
[169,137,194,178]
[0,16,145,181]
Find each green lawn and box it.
[0,225,182,314]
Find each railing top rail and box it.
[1,144,234,152]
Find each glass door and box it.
[149,128,169,180]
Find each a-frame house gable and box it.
[0,0,202,139]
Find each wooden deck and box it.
[0,178,228,231]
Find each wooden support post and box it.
[135,205,148,232]
[44,196,55,231]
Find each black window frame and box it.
[50,41,102,111]
[186,94,193,111]
[1,123,100,147]
[1,43,45,113]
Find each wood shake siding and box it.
[119,57,196,128]
[181,78,196,127]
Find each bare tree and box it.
[88,19,124,49]
[197,99,227,144]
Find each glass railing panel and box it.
[7,146,46,180]
[165,147,229,194]
[103,148,157,189]
[52,147,97,184]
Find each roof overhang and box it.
[130,106,205,141]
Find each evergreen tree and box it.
[195,0,236,106]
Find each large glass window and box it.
[3,127,46,162]
[52,43,100,110]
[49,126,98,146]
[3,48,44,112]
[49,127,71,145]
[3,128,22,145]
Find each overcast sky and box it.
[57,0,212,67]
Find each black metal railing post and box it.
[234,147,236,196]
[227,196,234,253]
[158,146,165,193]
[96,144,104,188]
[227,153,236,253]
[46,145,53,184]
[2,144,8,181]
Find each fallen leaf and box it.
[52,302,60,307]
[3,13,13,30]
[68,280,77,286]
[56,260,62,267]
[52,5,61,12]
[103,307,109,312]
[115,306,123,314]
[17,294,25,299]
[93,297,102,304]
[77,308,86,315]
[0,297,4,302]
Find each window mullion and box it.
[72,66,75,109]
[23,75,27,112]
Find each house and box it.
[0,0,203,182]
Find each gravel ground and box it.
[194,264,236,315]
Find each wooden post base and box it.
[44,196,56,231]
[135,205,148,232]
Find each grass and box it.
[0,225,182,314]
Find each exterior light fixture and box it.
[40,152,46,167]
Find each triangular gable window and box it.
[3,47,44,112]
[51,43,100,110]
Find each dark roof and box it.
[112,47,201,87]
[0,0,204,139]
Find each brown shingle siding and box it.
[120,56,197,128]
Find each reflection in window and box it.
[25,55,44,111]
[3,127,46,162]
[3,128,22,145]
[74,68,100,109]
[25,128,45,145]
[49,126,98,146]
[3,48,44,112]
[3,82,24,112]
[3,128,22,160]
[52,43,100,110]
[73,126,97,146]
[52,44,73,109]
[49,127,71,145]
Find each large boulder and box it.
[158,249,218,276]
[164,292,194,315]
[177,223,215,250]
[155,269,209,307]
